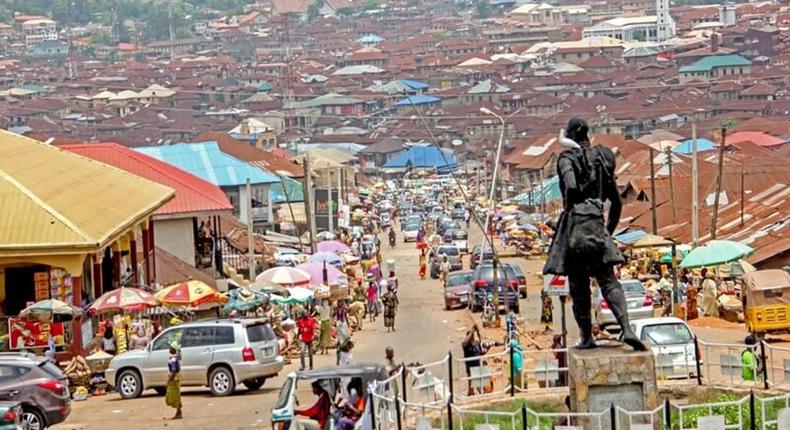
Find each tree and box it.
[306,0,323,22]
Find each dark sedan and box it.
[444,270,473,310]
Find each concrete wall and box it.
[154,218,196,266]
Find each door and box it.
[0,365,30,403]
[145,328,184,387]
[179,326,216,385]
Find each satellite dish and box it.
[451,139,463,147]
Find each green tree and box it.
[306,0,323,22]
[475,0,490,18]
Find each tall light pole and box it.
[479,107,521,323]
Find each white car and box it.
[631,317,698,379]
[274,247,306,267]
[402,223,420,242]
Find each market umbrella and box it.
[287,287,315,303]
[316,231,337,241]
[679,240,755,269]
[317,240,351,254]
[247,278,286,294]
[89,287,159,313]
[20,299,82,323]
[256,266,311,286]
[297,261,344,286]
[223,287,268,313]
[307,252,345,266]
[156,280,222,307]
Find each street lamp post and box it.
[479,107,521,323]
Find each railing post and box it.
[447,351,454,430]
[759,341,769,390]
[749,390,756,430]
[395,397,403,430]
[369,391,377,430]
[609,403,616,430]
[663,398,671,430]
[509,345,515,397]
[521,403,528,430]
[401,362,408,403]
[694,336,703,386]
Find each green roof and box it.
[679,54,751,73]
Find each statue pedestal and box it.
[568,344,658,427]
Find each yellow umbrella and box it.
[156,280,223,307]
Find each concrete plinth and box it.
[568,344,658,426]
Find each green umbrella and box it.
[679,240,754,269]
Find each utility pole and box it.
[740,157,745,226]
[168,0,175,61]
[710,127,727,240]
[327,170,334,233]
[649,147,658,235]
[303,154,316,253]
[666,147,677,223]
[246,179,256,281]
[691,123,699,247]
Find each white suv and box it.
[107,318,284,398]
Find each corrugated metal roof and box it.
[0,131,174,256]
[61,143,233,217]
[135,142,280,187]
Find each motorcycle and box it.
[389,232,396,248]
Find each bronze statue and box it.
[543,118,646,351]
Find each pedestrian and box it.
[464,208,471,229]
[462,324,489,395]
[384,347,401,377]
[366,280,379,322]
[382,284,399,332]
[686,281,699,320]
[701,272,719,317]
[296,310,317,371]
[293,381,331,430]
[165,343,182,420]
[317,300,332,355]
[742,334,762,382]
[540,290,553,333]
[552,335,568,387]
[337,378,365,430]
[418,249,428,280]
[101,323,117,355]
[129,326,149,350]
[388,270,399,293]
[440,255,451,284]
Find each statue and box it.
[543,118,646,351]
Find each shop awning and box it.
[0,131,175,257]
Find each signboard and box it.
[34,272,49,301]
[314,189,340,232]
[81,318,94,350]
[8,318,66,349]
[543,274,569,296]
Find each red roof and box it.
[61,142,233,217]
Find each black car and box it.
[469,263,520,313]
[470,245,494,269]
[450,208,466,221]
[437,219,461,237]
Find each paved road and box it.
[53,227,471,430]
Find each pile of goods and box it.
[62,355,91,389]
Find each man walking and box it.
[297,310,317,370]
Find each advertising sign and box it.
[8,318,66,349]
[314,189,339,231]
[543,274,569,296]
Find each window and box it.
[152,328,184,351]
[246,323,275,342]
[215,326,235,345]
[182,326,215,348]
[0,365,28,382]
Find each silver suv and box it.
[106,318,283,399]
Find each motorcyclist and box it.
[388,228,396,247]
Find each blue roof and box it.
[357,34,384,43]
[393,95,441,107]
[678,54,751,73]
[673,138,717,154]
[514,175,561,206]
[401,79,430,90]
[135,142,280,187]
[613,230,647,245]
[382,146,458,171]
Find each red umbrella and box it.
[90,287,159,313]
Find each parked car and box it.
[0,401,21,430]
[469,263,520,313]
[274,247,305,267]
[450,208,466,221]
[107,319,284,399]
[430,245,463,278]
[631,317,698,379]
[402,223,420,242]
[437,219,461,237]
[442,229,468,254]
[0,352,70,430]
[444,270,474,310]
[402,215,421,231]
[594,279,653,331]
[470,245,494,270]
[509,264,528,299]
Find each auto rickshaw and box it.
[743,269,790,335]
[271,363,391,430]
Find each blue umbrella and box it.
[307,252,344,266]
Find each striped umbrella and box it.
[256,267,311,286]
[156,280,222,307]
[90,287,159,313]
